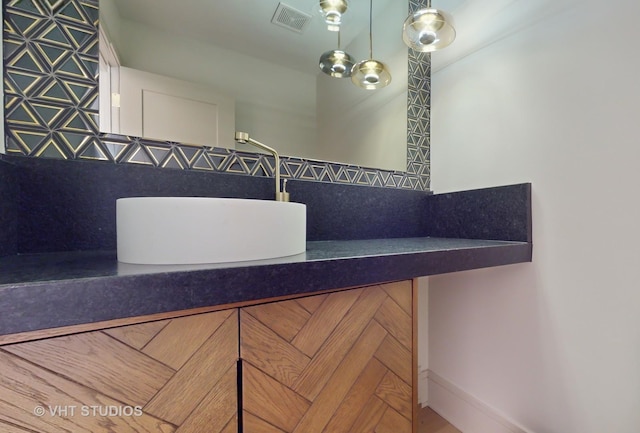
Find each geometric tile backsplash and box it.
[3,0,431,191]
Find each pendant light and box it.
[351,0,391,90]
[319,30,356,78]
[319,0,348,31]
[402,0,456,52]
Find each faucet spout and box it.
[234,132,288,202]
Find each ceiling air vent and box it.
[271,2,312,34]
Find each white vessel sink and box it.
[116,197,306,265]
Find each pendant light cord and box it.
[369,0,374,59]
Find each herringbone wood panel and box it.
[240,281,415,433]
[0,281,416,433]
[0,309,238,433]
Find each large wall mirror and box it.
[99,0,408,172]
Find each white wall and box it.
[315,0,407,171]
[428,0,640,432]
[235,100,316,158]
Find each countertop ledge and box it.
[0,237,532,337]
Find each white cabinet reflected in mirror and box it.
[98,0,408,172]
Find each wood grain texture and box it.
[104,319,169,349]
[175,364,237,433]
[0,422,36,433]
[0,308,239,433]
[375,297,412,351]
[294,295,328,314]
[243,363,310,432]
[375,370,413,420]
[291,289,361,357]
[350,396,387,433]
[143,310,233,369]
[243,299,310,342]
[381,280,413,315]
[145,311,239,425]
[375,334,412,384]
[243,411,287,433]
[0,350,175,433]
[322,359,387,433]
[240,311,310,388]
[222,418,239,433]
[292,321,388,433]
[376,407,412,433]
[293,286,388,401]
[418,407,461,433]
[1,281,415,433]
[4,331,175,406]
[412,280,420,433]
[241,281,415,433]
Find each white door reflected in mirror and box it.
[116,67,236,150]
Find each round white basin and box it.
[117,197,306,265]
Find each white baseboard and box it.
[426,370,533,433]
[418,368,429,407]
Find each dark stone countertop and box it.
[0,237,532,337]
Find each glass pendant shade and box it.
[402,8,456,52]
[351,0,391,90]
[319,0,348,31]
[319,49,356,78]
[351,59,391,89]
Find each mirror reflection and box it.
[99,0,408,171]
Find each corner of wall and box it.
[418,368,429,407]
[427,370,533,433]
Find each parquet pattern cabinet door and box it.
[240,281,416,433]
[0,309,239,433]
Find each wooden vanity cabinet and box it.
[240,280,415,433]
[0,280,416,433]
[0,308,239,433]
